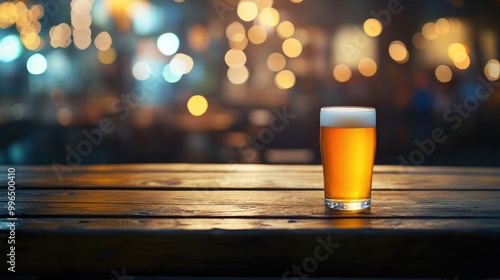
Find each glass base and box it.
[325,198,371,210]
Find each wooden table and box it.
[1,164,500,278]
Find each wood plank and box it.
[5,222,500,277]
[5,169,500,190]
[12,217,500,231]
[3,190,500,218]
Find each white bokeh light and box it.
[132,61,152,80]
[157,33,180,56]
[27,54,48,75]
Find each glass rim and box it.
[321,106,375,112]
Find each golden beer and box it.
[320,107,376,210]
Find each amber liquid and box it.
[320,126,376,201]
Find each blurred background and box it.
[0,0,499,166]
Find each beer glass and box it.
[320,106,376,210]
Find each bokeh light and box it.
[187,95,208,116]
[26,53,47,75]
[435,18,450,35]
[435,65,452,83]
[94,31,112,51]
[226,21,245,40]
[229,33,248,50]
[282,38,302,58]
[248,25,267,44]
[0,35,22,63]
[388,40,409,63]
[412,32,427,50]
[170,57,187,76]
[157,32,180,56]
[172,53,194,74]
[422,22,438,40]
[333,64,351,82]
[447,43,467,60]
[363,18,382,37]
[57,108,72,126]
[188,24,209,52]
[225,49,247,68]
[267,52,286,72]
[74,35,92,50]
[277,21,295,39]
[132,61,151,80]
[484,59,500,81]
[254,0,273,10]
[237,0,259,22]
[98,47,117,64]
[50,23,72,48]
[258,7,279,27]
[71,0,92,51]
[275,69,296,89]
[227,66,249,84]
[453,53,470,70]
[163,63,182,83]
[448,43,469,69]
[358,58,377,77]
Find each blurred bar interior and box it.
[0,0,499,166]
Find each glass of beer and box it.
[320,106,376,210]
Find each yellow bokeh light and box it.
[21,33,41,50]
[227,66,249,84]
[187,95,208,117]
[484,59,500,81]
[412,32,427,50]
[363,18,382,37]
[277,21,295,39]
[275,70,295,89]
[435,18,450,35]
[98,47,117,64]
[237,0,259,22]
[388,40,409,63]
[254,0,273,10]
[226,21,245,40]
[435,65,452,83]
[422,22,438,40]
[229,33,248,50]
[453,55,470,70]
[448,43,467,60]
[290,0,303,2]
[0,2,17,28]
[30,4,44,20]
[333,64,352,83]
[258,7,279,27]
[267,52,286,72]
[248,25,267,44]
[448,43,470,70]
[225,49,247,68]
[358,58,377,77]
[448,17,462,32]
[282,38,302,58]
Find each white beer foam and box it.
[320,106,376,127]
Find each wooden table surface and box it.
[1,164,500,278]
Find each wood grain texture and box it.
[0,164,499,277]
[2,164,500,190]
[2,190,500,218]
